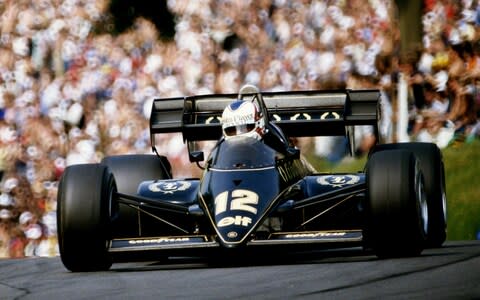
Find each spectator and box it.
[412,81,453,147]
[446,76,478,134]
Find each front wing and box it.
[108,230,363,257]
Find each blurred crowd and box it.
[401,0,480,148]
[0,0,479,258]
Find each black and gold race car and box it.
[56,85,447,272]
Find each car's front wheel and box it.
[57,164,116,272]
[370,142,447,247]
[365,150,428,258]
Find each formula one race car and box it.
[57,85,447,272]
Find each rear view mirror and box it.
[189,150,204,163]
[187,140,205,163]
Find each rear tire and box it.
[371,142,447,247]
[101,154,171,194]
[57,164,115,272]
[365,150,428,258]
[101,154,172,237]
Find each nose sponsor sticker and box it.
[148,180,192,194]
[316,175,360,188]
[227,231,238,238]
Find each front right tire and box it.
[57,164,115,272]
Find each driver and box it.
[220,85,296,156]
[221,100,265,140]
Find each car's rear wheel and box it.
[365,150,428,258]
[101,154,172,237]
[57,164,115,272]
[371,142,447,247]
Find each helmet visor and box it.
[224,123,256,136]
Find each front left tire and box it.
[365,149,428,258]
[371,142,447,247]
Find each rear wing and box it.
[150,89,380,153]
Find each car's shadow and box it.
[109,243,468,273]
[110,247,379,272]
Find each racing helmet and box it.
[221,100,265,140]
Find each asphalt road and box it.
[1,241,479,299]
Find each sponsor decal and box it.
[272,111,342,121]
[111,236,210,249]
[149,180,192,194]
[222,114,254,126]
[218,215,253,227]
[320,111,341,119]
[128,237,191,245]
[269,231,363,241]
[227,231,238,238]
[290,113,312,120]
[316,175,360,188]
[205,116,222,124]
[284,232,346,238]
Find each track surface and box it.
[1,241,479,299]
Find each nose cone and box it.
[217,216,256,246]
[214,189,264,246]
[200,138,281,247]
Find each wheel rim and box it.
[441,176,447,223]
[417,174,429,235]
[414,160,429,235]
[106,178,116,250]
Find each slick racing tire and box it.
[371,142,447,247]
[101,154,172,237]
[57,164,116,272]
[365,150,428,258]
